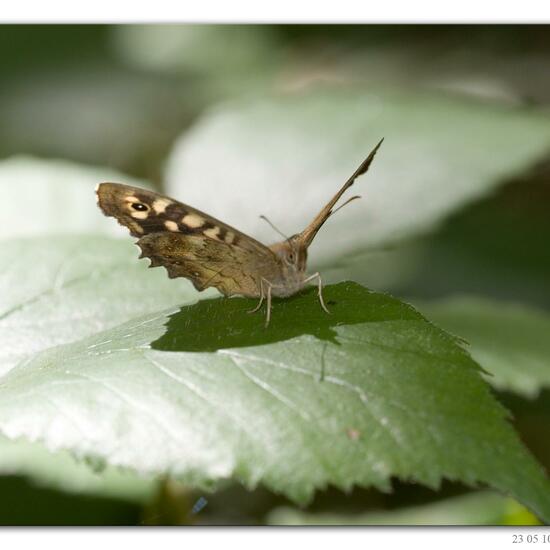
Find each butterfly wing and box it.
[96,182,282,297]
[137,232,270,296]
[296,138,383,249]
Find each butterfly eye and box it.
[285,251,296,264]
[131,202,148,212]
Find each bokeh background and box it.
[1,24,550,525]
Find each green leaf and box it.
[165,88,550,267]
[1,244,549,522]
[0,235,207,496]
[0,236,206,376]
[414,297,550,399]
[0,157,150,239]
[267,490,541,526]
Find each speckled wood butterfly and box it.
[96,139,383,326]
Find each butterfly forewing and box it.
[96,182,282,297]
[97,183,265,250]
[296,138,384,249]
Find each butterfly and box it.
[96,138,383,326]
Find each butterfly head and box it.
[269,236,308,276]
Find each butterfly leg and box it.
[247,279,265,314]
[265,280,273,328]
[303,272,330,314]
[247,277,275,327]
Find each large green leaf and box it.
[1,239,549,522]
[0,236,207,497]
[165,88,550,267]
[0,161,173,500]
[0,236,206,377]
[414,297,550,399]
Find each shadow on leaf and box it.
[151,281,419,352]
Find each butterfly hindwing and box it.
[137,232,269,296]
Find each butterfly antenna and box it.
[260,215,290,241]
[329,195,361,218]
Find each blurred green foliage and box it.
[1,24,550,525]
[267,490,541,526]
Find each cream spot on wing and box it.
[152,198,172,213]
[124,195,140,203]
[204,227,221,240]
[131,210,149,220]
[182,214,204,228]
[224,231,235,244]
[164,220,179,231]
